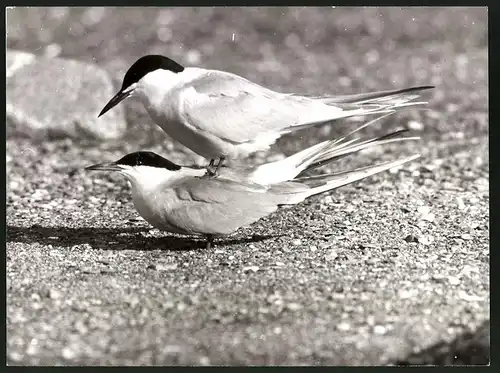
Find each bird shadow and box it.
[6,224,278,251]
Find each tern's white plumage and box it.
[98,54,432,173]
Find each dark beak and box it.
[98,89,131,117]
[85,162,123,172]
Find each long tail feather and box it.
[249,112,421,185]
[298,154,420,199]
[304,131,420,173]
[319,85,434,105]
[299,112,420,173]
[279,85,433,136]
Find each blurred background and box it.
[6,6,488,165]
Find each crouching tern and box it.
[98,54,432,175]
[86,115,420,249]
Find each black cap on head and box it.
[116,152,182,171]
[121,55,185,90]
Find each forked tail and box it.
[280,85,433,135]
[275,154,420,205]
[250,112,420,185]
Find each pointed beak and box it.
[85,162,123,172]
[98,89,131,117]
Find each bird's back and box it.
[139,176,291,236]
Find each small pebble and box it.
[74,320,88,334]
[431,274,446,283]
[44,43,62,58]
[373,325,387,335]
[286,302,303,311]
[408,120,424,131]
[399,289,418,299]
[324,250,338,261]
[461,233,472,240]
[458,291,484,302]
[156,263,178,271]
[9,351,24,362]
[199,356,210,366]
[322,195,334,204]
[26,343,40,356]
[417,205,430,215]
[48,288,62,300]
[163,301,175,310]
[61,346,77,360]
[242,266,259,273]
[404,234,419,243]
[337,322,351,331]
[475,178,488,192]
[419,235,434,245]
[421,212,435,222]
[292,239,302,246]
[420,273,430,281]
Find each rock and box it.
[6,49,36,78]
[7,49,126,140]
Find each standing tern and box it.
[98,54,432,175]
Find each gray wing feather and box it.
[180,71,337,144]
[164,177,283,235]
[174,177,268,203]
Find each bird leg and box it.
[214,156,225,174]
[204,159,216,177]
[203,157,225,178]
[205,234,214,250]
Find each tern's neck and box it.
[134,68,206,109]
[124,166,204,194]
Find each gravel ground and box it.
[6,7,489,365]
